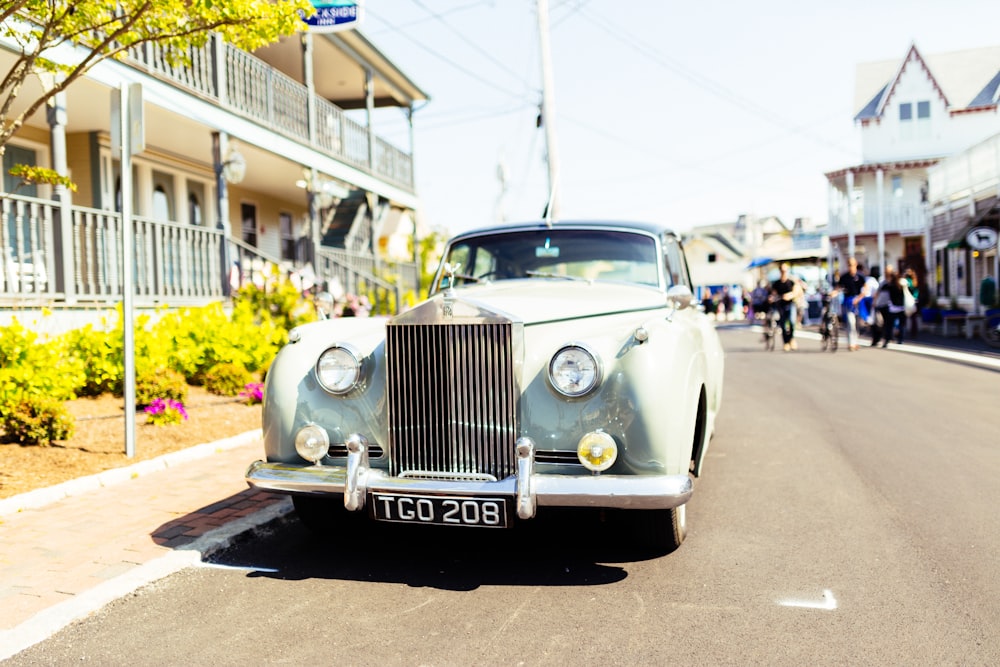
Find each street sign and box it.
[966,226,998,251]
[301,0,363,33]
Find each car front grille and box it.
[386,320,518,481]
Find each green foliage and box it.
[0,397,75,445]
[135,368,187,407]
[5,165,77,192]
[0,285,311,420]
[418,230,447,298]
[234,277,317,332]
[203,362,253,397]
[0,318,85,417]
[61,323,124,396]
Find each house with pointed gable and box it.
[824,44,1000,303]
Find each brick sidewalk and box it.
[0,436,289,658]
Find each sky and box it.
[357,1,1000,238]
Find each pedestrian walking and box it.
[771,263,802,351]
[876,266,906,347]
[837,257,866,351]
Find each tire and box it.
[829,322,839,351]
[821,326,830,351]
[764,323,775,351]
[627,505,687,555]
[982,315,1000,348]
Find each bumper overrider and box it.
[245,436,693,522]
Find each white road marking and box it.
[778,589,838,610]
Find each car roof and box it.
[447,220,678,243]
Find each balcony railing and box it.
[128,37,413,190]
[2,193,418,312]
[928,133,1000,205]
[826,203,930,237]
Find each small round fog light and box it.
[577,431,617,472]
[295,424,330,463]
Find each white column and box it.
[846,171,855,257]
[876,168,885,274]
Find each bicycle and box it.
[981,310,1000,348]
[819,293,840,352]
[760,302,780,351]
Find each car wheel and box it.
[628,505,686,554]
[292,495,358,534]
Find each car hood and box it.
[408,280,667,326]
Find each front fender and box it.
[262,318,389,464]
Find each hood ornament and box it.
[442,262,460,318]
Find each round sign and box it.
[966,226,998,251]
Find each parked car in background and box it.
[246,220,725,553]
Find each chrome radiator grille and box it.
[386,322,517,480]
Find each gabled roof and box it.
[967,69,1000,109]
[854,43,1000,122]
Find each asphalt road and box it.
[8,327,1000,666]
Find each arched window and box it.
[188,193,202,226]
[152,185,170,221]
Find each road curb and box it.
[0,429,263,517]
[0,496,293,662]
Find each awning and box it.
[746,257,773,269]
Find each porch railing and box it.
[127,37,413,191]
[2,193,417,313]
[826,203,930,237]
[316,248,400,315]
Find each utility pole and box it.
[536,0,560,222]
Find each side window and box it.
[280,212,295,260]
[241,202,257,247]
[662,236,691,289]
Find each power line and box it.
[364,5,532,101]
[410,0,534,94]
[570,4,856,158]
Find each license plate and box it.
[371,493,510,528]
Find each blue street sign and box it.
[302,0,363,33]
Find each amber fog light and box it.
[577,431,617,472]
[295,424,330,464]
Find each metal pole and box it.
[876,168,885,274]
[536,0,560,221]
[118,85,137,458]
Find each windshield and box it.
[434,229,661,291]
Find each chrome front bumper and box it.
[245,437,693,521]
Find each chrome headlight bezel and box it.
[548,343,602,397]
[315,343,365,395]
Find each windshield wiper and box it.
[525,271,589,282]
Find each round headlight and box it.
[577,431,617,472]
[548,344,601,397]
[316,345,362,395]
[295,424,330,463]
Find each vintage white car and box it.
[246,221,725,553]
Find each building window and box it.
[892,175,903,198]
[899,100,930,141]
[241,202,257,247]
[280,212,296,260]
[188,193,202,226]
[152,185,171,221]
[707,253,717,263]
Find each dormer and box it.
[852,44,1000,163]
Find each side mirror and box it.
[315,291,335,319]
[666,285,694,310]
